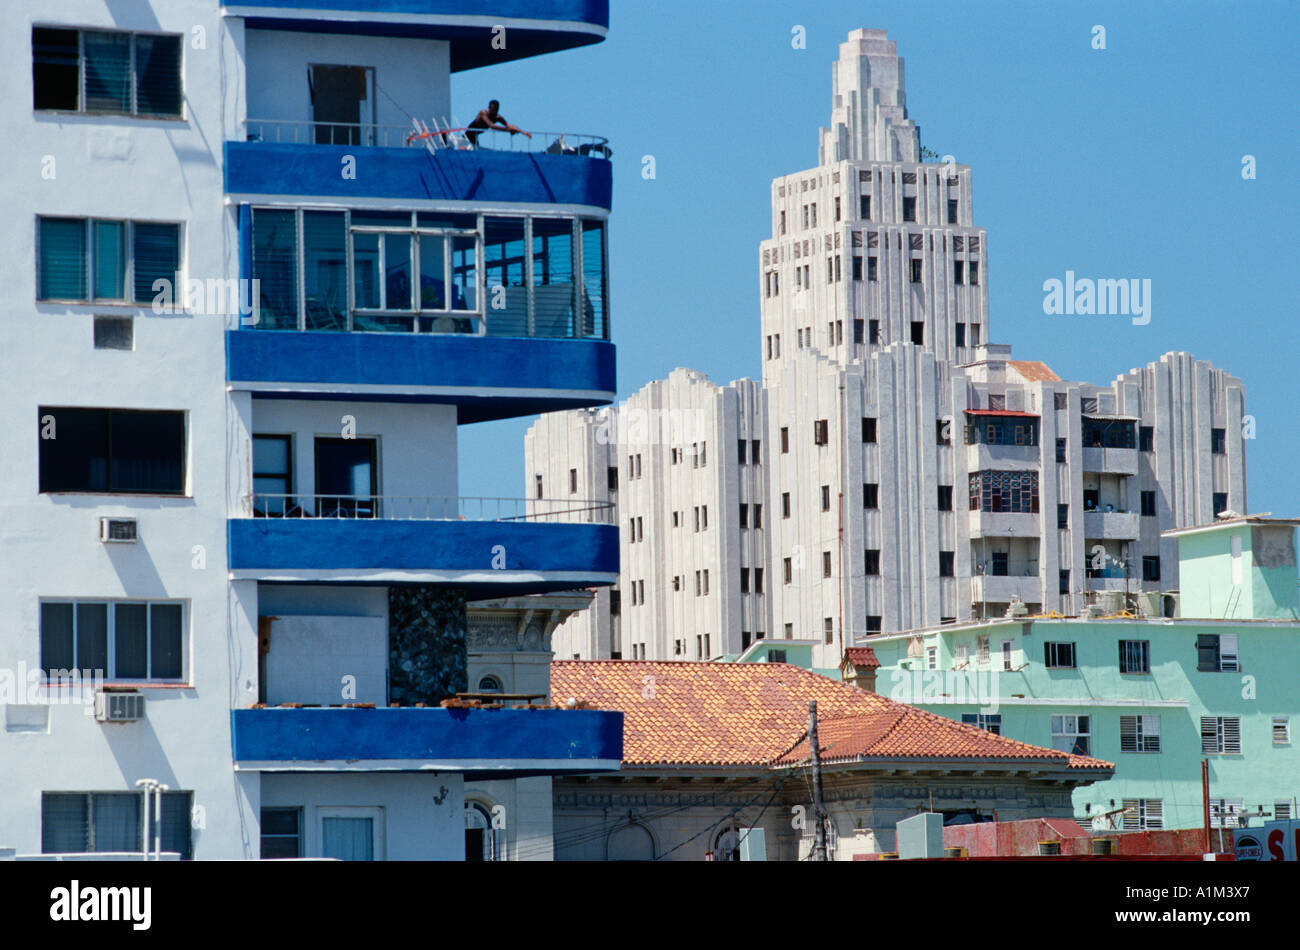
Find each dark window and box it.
[969,262,979,285]
[780,427,789,453]
[955,323,965,347]
[909,259,922,283]
[1044,641,1076,668]
[852,256,863,280]
[751,440,761,464]
[938,485,953,511]
[814,419,829,445]
[783,558,792,584]
[1058,569,1070,595]
[968,470,1039,513]
[961,713,1001,735]
[903,196,916,221]
[43,790,192,859]
[1119,640,1150,674]
[1142,556,1161,582]
[1081,417,1137,449]
[93,316,133,350]
[965,416,1039,446]
[34,28,183,118]
[823,552,833,578]
[1139,426,1154,452]
[954,261,964,284]
[910,321,924,345]
[1141,491,1156,517]
[260,807,303,859]
[738,503,748,529]
[32,28,80,110]
[1196,634,1239,673]
[860,195,870,219]
[865,616,882,633]
[991,552,1008,576]
[755,568,764,593]
[947,198,958,224]
[869,319,880,343]
[937,419,951,446]
[867,257,878,282]
[939,551,954,577]
[1213,492,1229,516]
[863,483,878,509]
[41,599,183,681]
[853,318,864,344]
[39,408,185,494]
[753,504,762,528]
[1056,438,1067,463]
[865,549,880,575]
[535,475,543,499]
[740,568,750,593]
[862,417,877,443]
[741,631,752,650]
[609,590,620,616]
[569,468,578,494]
[738,439,747,464]
[782,492,791,518]
[820,485,831,511]
[1211,428,1226,454]
[607,466,618,492]
[1057,503,1068,529]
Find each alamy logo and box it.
[888,669,1001,714]
[49,881,151,931]
[1042,271,1151,326]
[150,273,261,325]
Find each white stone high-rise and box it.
[531,28,1247,670]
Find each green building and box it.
[859,516,1300,832]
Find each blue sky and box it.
[454,0,1298,515]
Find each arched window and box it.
[477,675,503,694]
[607,821,655,861]
[465,802,497,861]
[713,826,743,862]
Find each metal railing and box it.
[243,119,612,157]
[248,493,614,524]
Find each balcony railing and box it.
[242,119,612,157]
[247,493,614,524]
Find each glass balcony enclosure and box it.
[248,207,608,339]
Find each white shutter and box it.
[1120,716,1138,752]
[1219,634,1239,672]
[1275,800,1293,821]
[1121,799,1141,830]
[1143,715,1162,753]
[1201,716,1219,754]
[1273,717,1291,744]
[1145,799,1163,830]
[1223,717,1242,754]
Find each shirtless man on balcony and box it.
[466,100,532,148]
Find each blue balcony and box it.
[228,496,618,595]
[227,330,614,421]
[223,1,608,71]
[231,706,623,777]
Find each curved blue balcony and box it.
[228,497,618,595]
[223,1,608,72]
[231,706,623,777]
[226,330,615,421]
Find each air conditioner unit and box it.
[100,518,139,543]
[95,691,145,723]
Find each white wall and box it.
[265,616,387,706]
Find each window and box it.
[1056,438,1067,463]
[779,211,786,235]
[38,217,181,303]
[1196,634,1239,672]
[671,576,680,592]
[1211,427,1226,454]
[863,483,878,508]
[782,492,791,518]
[1142,556,1161,582]
[741,632,752,650]
[1120,715,1161,753]
[1051,392,1068,411]
[754,568,764,594]
[671,511,680,528]
[751,440,761,464]
[34,28,183,118]
[1057,503,1069,529]
[693,507,701,532]
[701,506,707,529]
[1201,716,1242,754]
[771,648,789,662]
[977,635,990,664]
[965,416,1039,447]
[783,558,792,584]
[1276,800,1294,821]
[253,435,292,513]
[1140,490,1156,517]
[822,551,833,577]
[93,315,133,350]
[954,261,964,285]
[1213,492,1229,517]
[41,600,184,681]
[902,196,916,221]
[909,259,922,283]
[535,475,543,499]
[926,646,937,670]
[741,568,750,594]
[1081,417,1137,449]
[936,419,951,446]
[825,618,836,644]
[1038,841,1061,856]
[609,590,621,615]
[864,549,880,576]
[820,485,831,511]
[260,807,303,859]
[968,470,1039,513]
[814,419,829,446]
[947,198,958,225]
[867,257,878,282]
[569,468,578,494]
[737,439,747,465]
[852,256,863,281]
[1001,640,1013,671]
[1050,715,1090,755]
[739,503,749,529]
[869,318,880,343]
[860,195,870,219]
[1118,640,1150,674]
[43,791,192,859]
[969,323,981,346]
[834,197,841,221]
[753,504,762,528]
[862,417,877,443]
[608,466,618,492]
[1139,426,1154,451]
[969,262,979,285]
[938,485,953,511]
[1273,717,1290,744]
[781,427,790,454]
[955,323,965,347]
[961,713,1001,735]
[703,570,710,595]
[1043,642,1076,668]
[910,321,924,345]
[1122,799,1162,831]
[39,407,185,494]
[939,551,954,577]
[865,616,882,633]
[1059,569,1070,595]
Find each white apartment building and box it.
[531,28,1247,670]
[2,0,622,861]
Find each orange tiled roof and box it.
[1007,359,1061,382]
[551,661,1113,772]
[842,647,881,669]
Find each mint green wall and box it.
[1175,524,1299,621]
[868,616,1300,830]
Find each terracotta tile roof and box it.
[842,647,881,669]
[1007,360,1061,382]
[550,661,1114,773]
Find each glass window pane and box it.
[42,793,89,853]
[352,211,410,228]
[133,34,182,117]
[303,211,347,330]
[153,791,193,859]
[484,217,526,335]
[531,217,573,336]
[38,218,87,300]
[418,234,447,310]
[150,603,183,679]
[383,233,412,310]
[252,209,298,329]
[253,436,289,475]
[322,817,373,860]
[114,603,148,678]
[132,222,180,303]
[83,32,131,113]
[581,218,607,338]
[109,410,186,493]
[76,603,108,678]
[416,212,476,229]
[352,232,380,310]
[451,235,477,312]
[41,603,75,674]
[93,220,126,299]
[39,407,110,492]
[33,28,80,111]
[92,793,141,852]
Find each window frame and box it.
[1118,639,1150,675]
[37,216,183,305]
[38,406,189,496]
[40,598,187,683]
[33,26,185,120]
